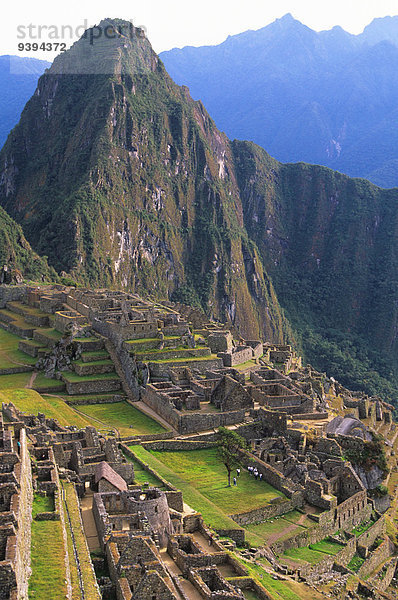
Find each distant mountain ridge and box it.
[0,55,49,149]
[160,14,398,187]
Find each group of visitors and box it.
[231,465,263,487]
[247,465,263,480]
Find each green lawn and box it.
[131,445,241,531]
[32,494,55,517]
[282,538,343,565]
[1,348,37,367]
[29,496,67,599]
[245,511,310,543]
[0,328,26,350]
[0,389,101,429]
[131,446,285,534]
[310,539,343,555]
[148,447,285,515]
[236,558,304,600]
[282,546,326,565]
[62,371,119,383]
[348,554,365,572]
[123,454,167,488]
[0,371,32,389]
[33,373,66,389]
[76,401,167,436]
[352,519,375,537]
[0,328,37,368]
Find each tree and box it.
[216,427,248,487]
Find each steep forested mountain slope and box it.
[1,19,398,400]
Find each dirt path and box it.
[265,522,298,546]
[26,371,37,388]
[0,348,33,369]
[80,491,100,552]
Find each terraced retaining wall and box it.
[357,517,385,557]
[357,537,395,579]
[231,497,303,526]
[298,536,356,581]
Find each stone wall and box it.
[0,285,26,308]
[142,385,246,434]
[218,346,253,367]
[229,578,272,600]
[231,497,303,526]
[357,517,385,556]
[142,440,216,451]
[370,556,397,593]
[149,357,224,377]
[238,450,303,500]
[0,427,33,600]
[91,321,140,399]
[298,536,356,581]
[357,537,395,579]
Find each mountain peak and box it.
[360,14,398,46]
[49,18,158,75]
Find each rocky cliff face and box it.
[2,19,398,398]
[0,19,290,342]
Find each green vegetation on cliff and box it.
[0,205,57,282]
[2,19,398,401]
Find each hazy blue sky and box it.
[5,0,398,59]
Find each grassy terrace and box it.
[76,401,167,436]
[36,327,63,341]
[32,494,55,516]
[0,371,32,389]
[131,446,285,537]
[62,482,101,600]
[245,510,315,544]
[33,372,66,390]
[7,301,49,317]
[125,336,180,344]
[148,354,219,364]
[0,328,37,369]
[29,495,68,600]
[134,346,210,358]
[352,519,375,537]
[72,358,114,368]
[123,454,167,488]
[281,539,343,565]
[0,389,100,429]
[236,556,326,600]
[62,371,119,383]
[80,350,109,360]
[348,554,366,572]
